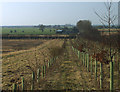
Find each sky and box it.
[0,2,119,26]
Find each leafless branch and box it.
[95,11,108,22]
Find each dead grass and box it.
[49,46,64,58]
[2,39,47,54]
[2,39,64,90]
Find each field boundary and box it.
[2,35,76,39]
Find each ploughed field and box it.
[2,39,47,54]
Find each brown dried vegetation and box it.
[92,50,110,64]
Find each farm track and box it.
[37,40,100,90]
[2,39,63,90]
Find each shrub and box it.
[49,46,64,58]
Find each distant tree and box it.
[38,24,45,32]
[48,25,51,28]
[14,30,17,32]
[50,30,52,32]
[76,20,101,41]
[72,27,79,33]
[57,25,60,29]
[77,20,92,33]
[63,27,68,31]
[10,30,13,33]
[118,26,120,28]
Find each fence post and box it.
[76,49,78,53]
[31,72,35,90]
[100,63,103,89]
[48,61,50,68]
[17,84,19,90]
[13,83,17,92]
[32,72,35,81]
[110,61,114,91]
[117,53,120,89]
[95,59,97,80]
[78,51,80,59]
[37,69,40,83]
[91,56,93,75]
[42,66,44,78]
[81,52,83,65]
[50,59,52,65]
[86,54,87,68]
[84,53,86,67]
[22,77,24,91]
[87,54,89,72]
[44,65,46,76]
[83,53,85,65]
[72,46,73,50]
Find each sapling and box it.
[31,85,33,90]
[13,83,17,92]
[81,52,83,65]
[37,69,40,82]
[110,57,114,91]
[32,72,35,81]
[95,59,97,80]
[17,84,19,90]
[48,61,50,68]
[78,51,80,59]
[91,56,93,75]
[95,1,117,90]
[86,54,87,68]
[42,66,44,78]
[44,65,46,76]
[117,53,120,89]
[83,53,85,66]
[87,54,89,72]
[100,62,103,89]
[31,72,35,90]
[22,77,24,91]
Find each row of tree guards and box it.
[12,57,57,91]
[72,44,115,91]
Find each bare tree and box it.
[95,1,118,90]
[95,0,117,61]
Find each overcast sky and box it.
[1,2,118,26]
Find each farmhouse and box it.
[56,30,63,34]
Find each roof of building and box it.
[56,30,63,32]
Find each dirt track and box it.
[33,40,100,90]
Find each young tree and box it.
[38,24,45,32]
[95,1,117,90]
[95,1,117,57]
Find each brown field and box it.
[98,28,120,35]
[2,39,65,90]
[1,38,120,90]
[2,39,47,54]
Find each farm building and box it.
[56,30,63,34]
